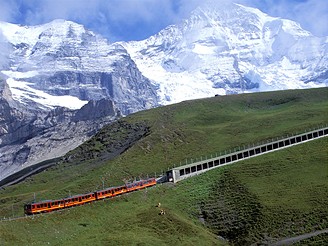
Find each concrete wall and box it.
[169,127,328,183]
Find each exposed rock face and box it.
[0,77,119,180]
[0,20,158,115]
[0,3,327,181]
[0,20,158,181]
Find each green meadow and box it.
[0,88,327,245]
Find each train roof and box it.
[64,191,95,199]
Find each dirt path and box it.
[271,229,328,245]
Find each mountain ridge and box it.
[123,2,327,104]
[0,2,327,181]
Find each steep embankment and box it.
[0,88,327,245]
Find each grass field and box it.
[0,88,327,245]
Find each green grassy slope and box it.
[0,88,327,245]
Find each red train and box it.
[24,178,157,215]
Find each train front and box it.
[24,203,33,215]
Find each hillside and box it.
[0,88,327,245]
[1,1,327,182]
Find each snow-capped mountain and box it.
[0,19,158,114]
[0,2,327,182]
[124,3,327,105]
[0,20,158,181]
[0,76,120,181]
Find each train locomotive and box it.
[24,178,156,215]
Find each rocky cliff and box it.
[0,76,119,180]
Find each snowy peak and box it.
[0,20,90,46]
[124,2,327,105]
[0,3,327,111]
[0,20,158,113]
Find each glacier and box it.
[0,2,327,182]
[123,3,327,105]
[0,19,158,114]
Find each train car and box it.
[24,178,157,215]
[24,199,65,215]
[126,178,156,192]
[96,185,127,200]
[63,192,96,208]
[24,192,97,215]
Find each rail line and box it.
[166,126,328,183]
[0,127,328,221]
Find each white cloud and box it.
[0,0,327,40]
[0,0,19,23]
[273,0,328,37]
[0,31,12,69]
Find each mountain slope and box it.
[0,88,327,245]
[0,20,158,179]
[0,2,327,181]
[0,76,120,180]
[124,3,327,105]
[0,19,158,115]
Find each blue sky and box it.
[0,0,327,42]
